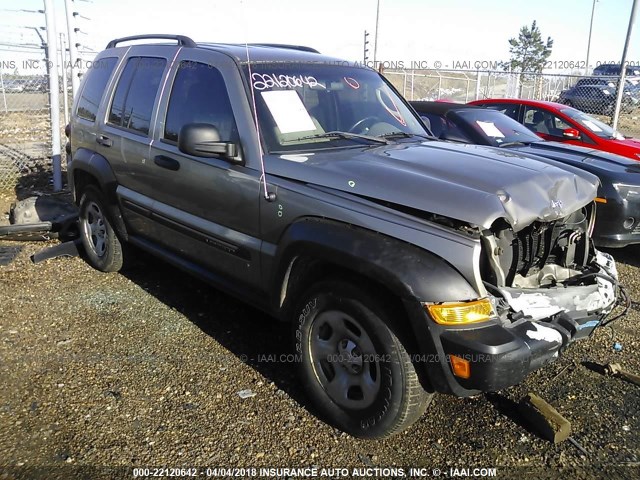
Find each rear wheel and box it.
[293,280,432,438]
[78,185,123,272]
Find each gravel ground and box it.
[0,193,639,480]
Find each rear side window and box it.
[76,57,118,122]
[164,61,238,143]
[108,57,167,135]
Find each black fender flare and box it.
[273,217,479,310]
[69,148,119,204]
[69,148,128,239]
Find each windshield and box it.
[245,63,426,152]
[560,107,625,140]
[453,109,542,146]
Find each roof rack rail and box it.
[249,43,320,54]
[106,34,196,49]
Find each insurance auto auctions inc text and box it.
[196,466,498,478]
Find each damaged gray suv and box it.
[67,35,621,438]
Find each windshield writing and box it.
[246,63,426,152]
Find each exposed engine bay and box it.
[480,202,619,322]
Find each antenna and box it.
[241,0,276,202]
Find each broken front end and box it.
[424,201,622,396]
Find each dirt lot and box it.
[0,189,639,480]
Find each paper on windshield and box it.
[261,90,316,134]
[582,120,603,132]
[476,120,505,138]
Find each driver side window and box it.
[523,107,570,137]
[164,61,239,143]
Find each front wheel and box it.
[293,280,432,438]
[78,185,124,272]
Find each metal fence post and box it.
[613,0,638,130]
[475,71,482,100]
[402,70,407,97]
[0,70,7,114]
[410,69,414,100]
[60,33,69,126]
[44,0,62,192]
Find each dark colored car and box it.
[568,77,639,100]
[67,34,620,439]
[410,101,640,247]
[468,98,640,161]
[557,85,637,115]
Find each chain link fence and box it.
[0,24,55,195]
[0,72,54,192]
[384,69,640,138]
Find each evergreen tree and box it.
[506,21,553,76]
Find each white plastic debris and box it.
[237,389,257,399]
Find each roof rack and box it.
[249,43,320,54]
[106,34,196,49]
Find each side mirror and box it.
[178,123,238,160]
[562,128,581,139]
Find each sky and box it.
[0,0,639,74]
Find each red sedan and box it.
[468,98,640,161]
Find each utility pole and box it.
[43,0,62,192]
[585,0,597,74]
[612,0,638,131]
[373,0,380,66]
[64,0,80,97]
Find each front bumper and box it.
[436,311,602,394]
[592,197,640,248]
[412,252,619,397]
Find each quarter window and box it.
[108,57,167,135]
[76,57,118,122]
[164,61,238,143]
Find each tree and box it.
[505,21,553,75]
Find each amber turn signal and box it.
[426,299,493,326]
[449,355,471,379]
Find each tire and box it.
[293,280,432,438]
[78,185,124,272]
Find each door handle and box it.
[96,135,112,147]
[154,155,180,171]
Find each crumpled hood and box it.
[266,140,598,231]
